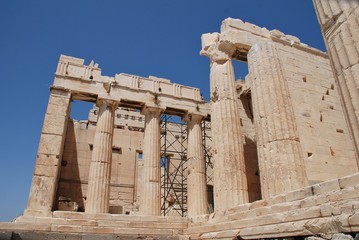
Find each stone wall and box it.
[313,0,359,164]
[58,109,144,214]
[277,43,358,184]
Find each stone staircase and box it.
[185,173,359,239]
[1,173,359,239]
[0,211,188,240]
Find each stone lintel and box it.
[49,85,70,94]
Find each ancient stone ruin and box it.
[1,1,359,239]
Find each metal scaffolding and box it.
[160,114,188,216]
[160,115,213,216]
[202,120,214,213]
[202,120,213,184]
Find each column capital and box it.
[201,42,236,63]
[141,105,165,115]
[183,112,206,123]
[96,98,119,110]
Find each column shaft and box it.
[85,99,116,213]
[139,107,162,216]
[209,50,249,211]
[186,114,208,217]
[248,42,308,198]
[313,0,359,165]
[25,88,71,217]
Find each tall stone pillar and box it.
[184,113,208,217]
[202,44,249,212]
[313,0,359,165]
[248,42,308,199]
[85,99,117,213]
[25,87,71,217]
[139,106,163,216]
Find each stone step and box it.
[52,211,187,224]
[186,184,359,237]
[189,179,359,229]
[14,211,188,236]
[0,230,180,240]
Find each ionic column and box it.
[202,44,249,212]
[25,87,71,217]
[248,42,308,198]
[313,0,359,165]
[184,113,208,217]
[85,99,117,213]
[139,106,163,216]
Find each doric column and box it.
[85,99,117,213]
[313,0,359,165]
[139,106,163,216]
[202,43,249,212]
[184,113,208,217]
[248,41,308,198]
[25,87,71,217]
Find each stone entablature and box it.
[201,18,328,62]
[55,55,207,116]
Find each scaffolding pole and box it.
[160,114,187,216]
[159,115,213,216]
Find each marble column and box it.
[202,44,249,212]
[248,41,308,199]
[25,87,71,217]
[139,106,163,216]
[313,0,359,165]
[185,113,208,217]
[85,99,117,213]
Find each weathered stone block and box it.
[285,186,313,202]
[26,175,57,212]
[201,33,219,51]
[35,154,60,166]
[270,201,301,214]
[42,114,67,135]
[38,133,64,155]
[304,217,345,234]
[267,194,286,205]
[82,226,114,234]
[109,205,123,214]
[320,204,341,217]
[336,186,359,201]
[46,93,71,115]
[226,209,256,221]
[51,224,83,233]
[0,222,51,231]
[312,179,340,195]
[58,199,79,212]
[34,164,59,177]
[339,172,359,189]
[249,199,268,209]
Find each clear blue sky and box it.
[0,1,325,221]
